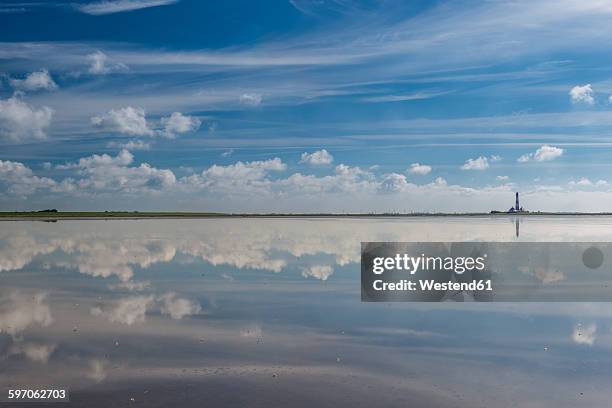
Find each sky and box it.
[2,0,612,212]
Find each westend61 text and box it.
[372,279,493,292]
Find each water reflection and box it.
[1,217,612,407]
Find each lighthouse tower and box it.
[508,192,524,212]
[515,192,520,212]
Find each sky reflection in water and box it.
[1,217,612,407]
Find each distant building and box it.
[508,192,525,213]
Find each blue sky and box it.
[2,0,612,212]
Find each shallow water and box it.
[1,216,612,407]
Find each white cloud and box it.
[461,156,489,170]
[87,359,107,383]
[0,292,53,336]
[379,173,409,193]
[107,140,151,150]
[433,176,447,186]
[535,145,564,161]
[569,84,595,105]
[57,149,134,170]
[489,155,502,162]
[408,163,432,175]
[181,158,286,194]
[86,51,128,74]
[91,295,154,325]
[517,153,531,163]
[239,93,262,106]
[76,0,178,15]
[301,265,334,280]
[0,95,53,141]
[496,175,509,181]
[361,90,450,103]
[221,149,234,157]
[9,341,56,364]
[10,69,58,91]
[0,159,57,195]
[518,145,564,163]
[58,149,176,194]
[159,292,201,319]
[572,177,593,187]
[572,323,596,345]
[299,149,334,166]
[92,106,154,136]
[160,112,201,138]
[568,178,608,189]
[93,108,199,138]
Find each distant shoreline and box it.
[2,211,612,221]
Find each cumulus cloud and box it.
[9,69,58,91]
[518,145,564,163]
[379,173,409,193]
[181,158,286,194]
[300,149,334,166]
[0,95,53,141]
[3,150,177,197]
[86,51,128,74]
[572,323,596,345]
[408,163,432,175]
[568,178,608,188]
[57,149,176,194]
[276,164,376,196]
[461,156,489,170]
[57,149,134,170]
[92,106,154,136]
[76,0,178,15]
[91,295,154,325]
[160,112,201,138]
[8,341,56,364]
[93,108,199,138]
[239,93,262,106]
[569,84,595,105]
[57,238,176,282]
[571,177,593,187]
[301,265,334,280]
[159,292,201,319]
[0,292,53,336]
[0,160,57,195]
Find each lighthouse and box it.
[508,192,524,212]
[515,192,520,212]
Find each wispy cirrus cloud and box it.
[75,0,179,16]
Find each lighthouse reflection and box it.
[514,216,520,238]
